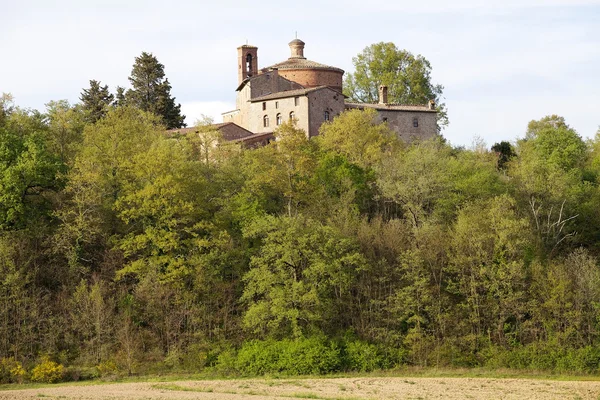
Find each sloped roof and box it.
[235,72,302,92]
[250,86,342,102]
[266,58,344,73]
[345,102,436,113]
[166,122,254,140]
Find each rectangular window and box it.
[413,117,418,128]
[294,97,299,106]
[275,101,279,109]
[262,102,266,111]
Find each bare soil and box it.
[2,376,600,399]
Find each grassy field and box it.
[2,371,600,400]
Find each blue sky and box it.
[1,0,598,146]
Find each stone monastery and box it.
[177,38,438,146]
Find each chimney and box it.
[289,38,306,59]
[378,85,388,104]
[428,99,436,110]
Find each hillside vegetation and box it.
[1,95,600,381]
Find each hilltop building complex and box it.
[175,39,438,145]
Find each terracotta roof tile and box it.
[250,86,340,102]
[266,58,344,73]
[345,102,436,112]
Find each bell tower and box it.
[237,44,258,85]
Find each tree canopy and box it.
[343,42,447,128]
[2,97,600,378]
[125,52,186,129]
[80,80,114,124]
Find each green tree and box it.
[45,100,86,166]
[80,80,114,124]
[343,42,447,128]
[318,108,395,170]
[0,120,64,230]
[509,115,590,253]
[241,216,365,338]
[125,52,186,129]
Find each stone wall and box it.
[247,95,311,136]
[375,110,438,142]
[308,89,345,137]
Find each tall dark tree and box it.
[491,141,515,170]
[80,80,114,124]
[125,52,186,129]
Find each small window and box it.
[289,111,295,121]
[382,117,388,123]
[275,101,279,109]
[324,111,330,121]
[262,102,266,111]
[294,96,299,106]
[263,115,269,127]
[276,113,282,125]
[413,117,418,128]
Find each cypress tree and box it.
[126,52,186,129]
[80,80,114,124]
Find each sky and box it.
[1,0,599,147]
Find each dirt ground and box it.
[2,376,600,400]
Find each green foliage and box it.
[0,357,26,383]
[343,42,447,128]
[343,341,384,372]
[80,80,114,124]
[241,216,366,338]
[30,356,65,383]
[234,337,340,375]
[0,119,64,229]
[485,343,600,374]
[2,96,600,377]
[125,52,185,129]
[318,108,395,170]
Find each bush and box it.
[234,336,341,376]
[30,356,65,383]
[344,340,383,372]
[235,340,282,375]
[277,336,341,374]
[95,360,119,378]
[0,357,26,384]
[484,343,600,374]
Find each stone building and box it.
[217,38,438,145]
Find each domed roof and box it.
[266,38,344,73]
[267,58,344,73]
[288,38,305,46]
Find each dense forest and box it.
[2,91,600,381]
[2,47,600,380]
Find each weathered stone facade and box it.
[221,38,438,144]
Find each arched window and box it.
[246,53,253,77]
[263,115,269,127]
[324,111,330,121]
[289,111,295,122]
[276,113,282,125]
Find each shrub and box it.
[95,360,119,378]
[277,336,341,374]
[0,357,26,384]
[235,340,282,375]
[30,356,65,383]
[234,336,342,376]
[344,340,383,372]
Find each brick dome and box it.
[266,39,344,93]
